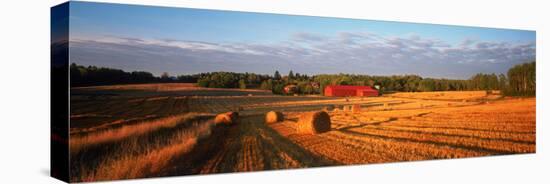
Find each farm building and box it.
[324,85,379,97]
[283,85,298,94]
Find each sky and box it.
[67,1,536,79]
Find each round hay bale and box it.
[214,112,239,125]
[352,104,362,113]
[324,105,335,111]
[248,93,253,97]
[297,111,331,134]
[323,105,335,112]
[234,106,244,112]
[343,105,351,111]
[265,111,284,123]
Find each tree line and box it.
[69,61,535,96]
[503,62,536,96]
[70,63,199,87]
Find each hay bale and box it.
[297,111,331,134]
[215,112,239,125]
[343,105,351,111]
[323,105,335,112]
[248,94,253,97]
[265,111,284,123]
[352,104,362,113]
[234,106,244,112]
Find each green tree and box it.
[260,79,273,90]
[274,70,281,80]
[272,82,285,94]
[506,61,535,96]
[239,79,247,89]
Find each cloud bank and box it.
[69,32,535,79]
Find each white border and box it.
[0,0,547,184]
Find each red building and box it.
[324,85,379,97]
[283,85,298,94]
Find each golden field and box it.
[69,83,535,182]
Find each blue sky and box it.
[68,1,536,79]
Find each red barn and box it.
[324,85,379,97]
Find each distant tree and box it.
[274,70,282,80]
[260,79,273,90]
[419,79,435,92]
[197,78,209,87]
[498,73,508,91]
[272,82,285,94]
[288,70,294,80]
[239,79,247,89]
[505,61,535,96]
[299,82,314,94]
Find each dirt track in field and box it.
[161,114,338,176]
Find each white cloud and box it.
[69,32,535,79]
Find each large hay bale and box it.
[352,104,362,113]
[215,112,239,125]
[297,111,331,134]
[265,111,284,123]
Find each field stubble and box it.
[69,86,535,182]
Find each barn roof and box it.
[326,85,377,91]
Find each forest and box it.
[69,61,535,96]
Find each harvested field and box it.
[271,97,535,164]
[69,84,535,182]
